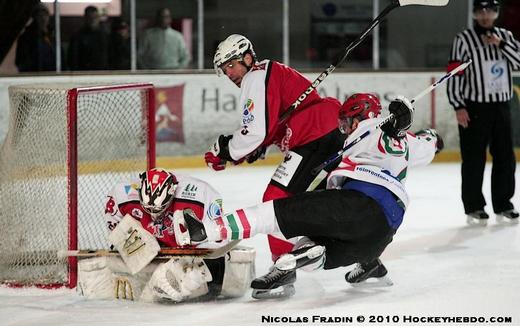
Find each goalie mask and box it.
[339,93,382,134]
[138,168,178,220]
[214,34,257,77]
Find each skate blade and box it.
[251,284,295,300]
[349,276,394,288]
[275,246,325,271]
[466,216,488,226]
[496,215,519,225]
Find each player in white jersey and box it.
[77,168,255,303]
[174,94,443,298]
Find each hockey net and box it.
[0,83,155,288]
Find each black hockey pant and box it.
[273,189,395,269]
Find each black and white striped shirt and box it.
[447,26,520,109]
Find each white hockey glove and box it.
[143,257,212,302]
[108,214,160,274]
[414,129,444,154]
[381,95,414,139]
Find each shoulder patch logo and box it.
[207,201,223,220]
[242,99,255,124]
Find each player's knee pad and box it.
[220,246,256,298]
[78,256,158,301]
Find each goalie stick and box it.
[279,0,450,123]
[58,240,240,260]
[305,60,472,191]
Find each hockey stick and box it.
[306,60,471,190]
[58,240,241,260]
[279,0,450,123]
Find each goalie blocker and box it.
[77,246,255,302]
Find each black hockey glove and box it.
[246,146,267,164]
[204,135,233,171]
[381,96,414,139]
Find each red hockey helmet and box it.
[138,168,178,220]
[339,93,382,133]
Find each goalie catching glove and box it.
[381,95,414,139]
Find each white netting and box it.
[0,84,153,287]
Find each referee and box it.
[447,0,520,225]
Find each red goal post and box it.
[0,83,156,288]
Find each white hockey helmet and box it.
[213,34,256,76]
[138,168,178,220]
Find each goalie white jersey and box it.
[104,175,225,248]
[327,118,438,209]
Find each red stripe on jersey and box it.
[172,200,204,221]
[236,209,251,238]
[337,156,357,171]
[214,216,228,240]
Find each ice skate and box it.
[345,259,393,288]
[466,210,489,226]
[251,268,296,299]
[496,209,519,224]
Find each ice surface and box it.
[1,163,519,326]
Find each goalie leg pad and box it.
[108,214,161,274]
[141,257,213,303]
[220,246,256,298]
[78,256,158,301]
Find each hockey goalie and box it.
[77,168,255,303]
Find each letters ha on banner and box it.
[155,85,185,143]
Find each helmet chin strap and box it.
[238,53,256,73]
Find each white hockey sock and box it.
[220,201,280,240]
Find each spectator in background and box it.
[15,4,56,72]
[108,17,130,70]
[68,5,108,71]
[138,8,189,69]
[446,0,520,226]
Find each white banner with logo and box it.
[0,71,472,155]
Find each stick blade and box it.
[398,0,449,6]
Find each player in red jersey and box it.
[205,34,346,293]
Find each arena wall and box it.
[1,71,519,168]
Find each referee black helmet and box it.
[473,0,499,11]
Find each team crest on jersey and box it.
[378,134,408,157]
[242,99,255,124]
[149,212,174,238]
[207,200,223,220]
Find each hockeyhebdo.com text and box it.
[260,314,513,324]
